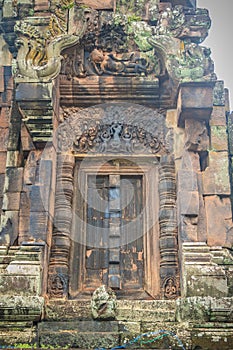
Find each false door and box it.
[70,159,160,299]
[85,174,143,292]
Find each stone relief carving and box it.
[166,40,216,83]
[155,6,210,42]
[48,273,68,298]
[87,49,157,77]
[163,276,179,299]
[58,104,169,155]
[155,5,186,37]
[13,1,87,81]
[10,0,214,83]
[60,47,86,79]
[91,285,116,320]
[185,120,209,152]
[213,80,225,106]
[73,121,166,154]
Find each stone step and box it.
[45,299,177,322]
[38,321,119,349]
[38,320,179,349]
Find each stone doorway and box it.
[48,104,179,300]
[69,158,160,299]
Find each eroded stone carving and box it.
[91,285,116,320]
[168,41,216,83]
[155,5,186,36]
[48,273,68,298]
[185,119,209,152]
[14,2,86,81]
[163,276,179,299]
[155,6,210,42]
[213,81,225,106]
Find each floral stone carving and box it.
[73,121,167,154]
[91,285,116,320]
[57,104,170,154]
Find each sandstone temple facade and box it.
[0,0,233,348]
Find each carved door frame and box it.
[69,156,161,299]
[47,104,179,300]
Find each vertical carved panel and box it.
[48,153,75,298]
[159,155,179,298]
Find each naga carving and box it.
[14,1,86,81]
[169,41,216,82]
[148,36,216,83]
[12,0,214,84]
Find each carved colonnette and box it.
[48,153,75,298]
[159,155,179,299]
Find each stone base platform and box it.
[0,297,233,349]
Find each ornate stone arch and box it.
[48,103,179,299]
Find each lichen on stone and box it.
[91,285,116,320]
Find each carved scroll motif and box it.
[73,122,167,155]
[58,104,170,155]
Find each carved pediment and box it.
[11,0,214,85]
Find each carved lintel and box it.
[73,121,167,155]
[57,104,169,155]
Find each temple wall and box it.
[0,0,232,348]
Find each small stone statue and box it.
[91,285,116,320]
